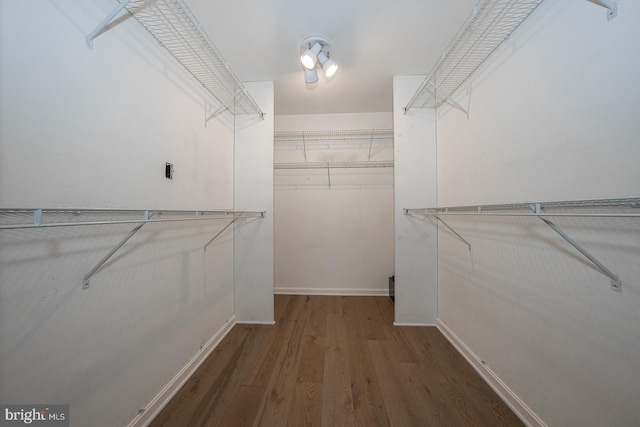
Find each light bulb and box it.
[300,43,322,70]
[318,51,338,78]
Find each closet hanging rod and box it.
[0,208,265,231]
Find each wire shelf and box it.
[405,197,640,217]
[406,196,639,292]
[92,0,264,119]
[274,161,394,170]
[404,0,544,112]
[0,208,265,230]
[274,129,394,143]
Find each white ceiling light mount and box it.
[300,36,338,83]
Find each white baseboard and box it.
[436,319,546,427]
[393,322,436,327]
[236,320,276,325]
[274,287,390,296]
[127,316,237,427]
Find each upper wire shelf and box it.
[87,0,264,121]
[274,129,394,143]
[404,0,544,114]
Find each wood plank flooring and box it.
[149,295,524,427]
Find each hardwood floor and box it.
[149,295,524,427]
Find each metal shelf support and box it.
[205,88,242,124]
[404,209,472,251]
[302,134,307,161]
[529,203,622,292]
[587,0,618,20]
[86,0,132,48]
[83,210,153,289]
[204,218,238,251]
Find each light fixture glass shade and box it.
[300,43,322,70]
[318,51,338,78]
[304,69,318,84]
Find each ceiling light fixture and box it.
[299,36,338,84]
[304,69,319,84]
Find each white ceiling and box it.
[187,0,478,115]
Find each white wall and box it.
[393,76,438,325]
[234,81,275,323]
[0,1,251,426]
[274,113,394,295]
[0,1,234,210]
[433,0,640,426]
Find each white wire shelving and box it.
[274,161,394,170]
[405,198,640,217]
[405,197,640,292]
[274,129,394,143]
[0,208,264,230]
[0,207,265,289]
[86,0,264,122]
[274,129,394,162]
[403,0,545,115]
[274,129,394,188]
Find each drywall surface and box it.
[393,76,438,324]
[0,1,237,425]
[436,1,640,425]
[234,81,275,323]
[0,2,234,210]
[274,113,394,295]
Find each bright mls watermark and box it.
[0,405,68,426]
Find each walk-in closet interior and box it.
[1,0,638,426]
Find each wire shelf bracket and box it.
[404,0,545,115]
[405,208,472,251]
[204,217,238,251]
[586,0,618,20]
[82,210,154,289]
[86,0,264,121]
[205,88,242,124]
[528,203,622,292]
[428,80,469,117]
[86,0,132,48]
